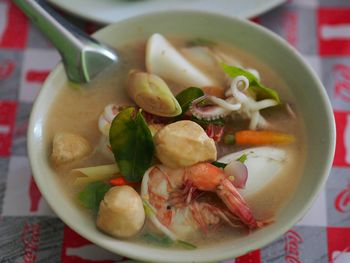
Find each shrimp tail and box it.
[217,179,262,229]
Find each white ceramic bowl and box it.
[28,11,335,262]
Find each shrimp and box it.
[141,162,264,240]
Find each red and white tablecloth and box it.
[0,0,349,262]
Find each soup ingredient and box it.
[154,120,217,167]
[190,94,241,120]
[127,70,182,117]
[221,63,280,102]
[224,160,248,189]
[224,130,295,145]
[72,164,120,186]
[109,107,154,182]
[109,176,139,187]
[191,75,278,129]
[175,87,204,114]
[141,163,262,241]
[98,104,121,137]
[141,165,241,241]
[78,181,111,213]
[219,147,287,199]
[51,132,91,166]
[146,33,216,87]
[97,186,145,238]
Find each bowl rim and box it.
[27,10,336,262]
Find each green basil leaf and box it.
[109,107,154,182]
[77,182,111,213]
[221,63,280,103]
[221,63,257,83]
[212,161,227,169]
[175,87,204,113]
[186,38,216,47]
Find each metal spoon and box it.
[14,0,118,83]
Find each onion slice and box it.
[224,160,248,189]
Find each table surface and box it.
[1,0,350,262]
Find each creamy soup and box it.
[45,34,305,248]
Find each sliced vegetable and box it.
[77,181,111,213]
[72,164,120,185]
[186,38,216,47]
[224,160,248,189]
[221,63,280,103]
[109,107,155,182]
[127,70,182,117]
[175,87,204,113]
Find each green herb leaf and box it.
[236,153,248,163]
[191,116,225,126]
[186,38,216,47]
[221,63,280,103]
[109,107,154,182]
[212,161,227,169]
[140,233,173,247]
[175,87,204,113]
[77,181,111,213]
[176,239,197,250]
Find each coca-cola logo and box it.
[0,59,15,80]
[333,64,350,102]
[284,229,303,263]
[335,183,350,213]
[26,70,50,83]
[21,222,40,263]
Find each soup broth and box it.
[45,35,305,248]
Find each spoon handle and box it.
[13,0,117,83]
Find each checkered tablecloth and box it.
[0,0,350,262]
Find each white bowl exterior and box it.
[28,11,335,262]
